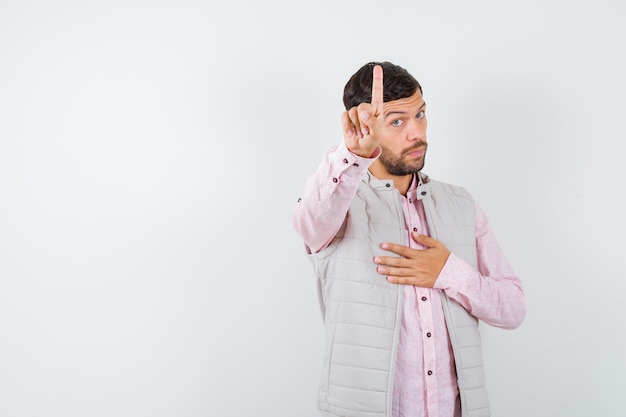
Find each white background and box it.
[1,1,625,416]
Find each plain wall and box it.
[1,0,624,416]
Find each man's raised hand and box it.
[341,65,384,158]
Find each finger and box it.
[373,255,407,267]
[386,274,432,287]
[370,65,383,116]
[412,233,439,248]
[376,265,413,278]
[347,107,363,138]
[380,241,416,258]
[341,111,356,138]
[356,102,373,135]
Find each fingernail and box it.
[360,111,369,120]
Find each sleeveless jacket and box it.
[307,172,491,417]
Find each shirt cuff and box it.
[336,142,380,166]
[318,143,379,200]
[433,252,476,290]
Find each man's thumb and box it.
[412,233,435,247]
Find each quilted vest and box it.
[307,172,490,417]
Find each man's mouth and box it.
[405,146,426,157]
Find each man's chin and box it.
[410,159,425,173]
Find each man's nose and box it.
[407,119,426,141]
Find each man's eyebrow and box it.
[384,102,426,119]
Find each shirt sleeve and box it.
[433,203,526,329]
[292,142,380,254]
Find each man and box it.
[292,61,525,417]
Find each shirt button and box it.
[427,370,433,376]
[343,158,348,164]
[332,178,338,183]
[385,183,391,187]
[353,163,359,167]
[421,296,427,301]
[421,191,427,196]
[413,227,417,232]
[426,332,432,337]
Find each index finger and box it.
[380,241,414,258]
[371,65,383,116]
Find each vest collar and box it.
[363,171,431,200]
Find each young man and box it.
[292,61,526,417]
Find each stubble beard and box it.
[379,142,428,176]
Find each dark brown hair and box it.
[342,61,422,110]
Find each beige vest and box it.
[308,172,490,417]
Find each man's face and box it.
[376,90,428,176]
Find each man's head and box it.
[343,61,422,111]
[344,62,428,179]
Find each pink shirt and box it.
[293,143,525,417]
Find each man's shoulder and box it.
[422,173,474,201]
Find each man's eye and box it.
[392,119,403,126]
[417,111,425,119]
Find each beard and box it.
[379,142,427,176]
